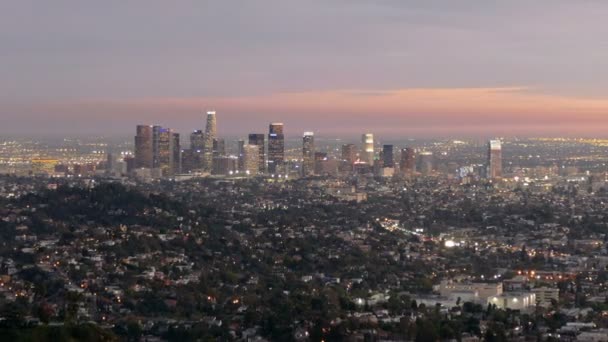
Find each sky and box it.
[1,0,608,138]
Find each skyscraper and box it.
[171,132,181,175]
[213,138,225,157]
[203,111,217,171]
[341,144,357,164]
[314,152,328,175]
[134,125,154,169]
[157,128,180,176]
[242,144,259,176]
[248,133,266,173]
[339,143,357,173]
[362,133,374,165]
[382,144,394,168]
[190,130,204,151]
[190,130,205,170]
[236,139,246,172]
[302,132,315,176]
[212,156,237,175]
[419,151,434,175]
[152,125,162,168]
[268,123,285,174]
[400,147,416,175]
[488,139,503,179]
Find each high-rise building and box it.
[190,130,205,170]
[172,132,181,175]
[314,152,328,175]
[157,128,180,176]
[152,125,162,168]
[342,144,357,164]
[382,145,394,168]
[400,148,416,175]
[212,156,237,175]
[361,133,374,165]
[488,139,503,179]
[134,125,154,168]
[203,111,217,171]
[237,139,246,172]
[340,143,357,172]
[248,133,266,173]
[190,130,204,151]
[268,123,285,174]
[419,151,434,175]
[242,144,259,176]
[302,132,315,176]
[213,138,225,157]
[180,149,195,173]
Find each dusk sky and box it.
[2,1,608,138]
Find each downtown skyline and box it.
[2,1,608,137]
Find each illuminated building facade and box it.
[302,132,315,176]
[268,123,284,174]
[248,133,266,173]
[488,139,503,179]
[361,133,374,165]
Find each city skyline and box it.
[3,1,608,137]
[4,3,608,341]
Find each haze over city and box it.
[2,0,608,137]
[6,2,608,341]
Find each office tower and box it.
[382,145,394,168]
[419,151,434,175]
[400,147,416,174]
[189,130,205,170]
[190,130,204,151]
[156,128,180,176]
[361,133,374,165]
[488,139,503,179]
[237,139,246,172]
[180,149,195,173]
[213,138,225,157]
[134,125,154,168]
[211,138,226,172]
[106,151,114,173]
[172,132,181,174]
[314,152,328,175]
[268,123,285,174]
[339,143,357,172]
[248,133,266,173]
[242,144,259,175]
[342,144,357,164]
[157,128,171,174]
[124,156,135,174]
[212,156,237,175]
[203,111,217,171]
[151,125,162,168]
[302,132,315,176]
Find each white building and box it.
[437,280,503,303]
[532,287,559,307]
[487,292,536,311]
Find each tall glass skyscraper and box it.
[268,123,284,174]
[248,133,266,173]
[157,128,180,176]
[361,133,374,165]
[488,139,502,179]
[302,132,315,176]
[203,111,217,171]
[400,147,416,175]
[382,144,394,168]
[135,125,154,169]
